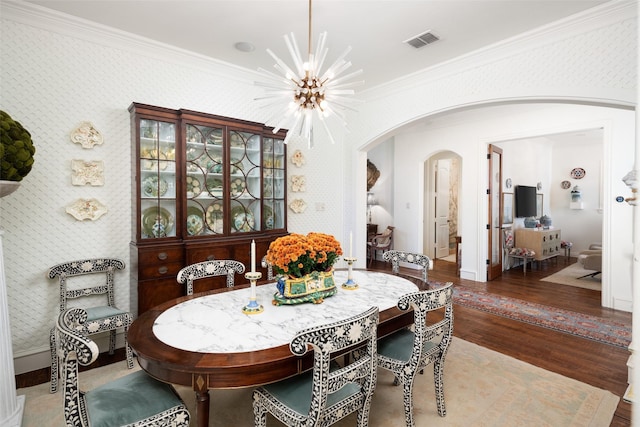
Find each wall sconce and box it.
[366,192,378,223]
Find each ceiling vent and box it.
[404,30,440,49]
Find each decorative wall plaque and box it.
[291,175,306,192]
[291,150,305,167]
[70,121,103,148]
[71,159,105,186]
[289,199,307,213]
[65,198,107,221]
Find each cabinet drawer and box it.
[137,247,184,279]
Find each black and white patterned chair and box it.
[177,259,245,295]
[56,307,190,427]
[383,250,431,282]
[377,283,454,427]
[252,306,379,427]
[48,258,133,393]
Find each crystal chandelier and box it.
[256,0,363,148]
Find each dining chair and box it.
[367,225,395,265]
[177,259,245,295]
[377,282,454,427]
[56,307,190,427]
[503,228,536,275]
[48,258,134,393]
[252,306,379,427]
[383,250,431,282]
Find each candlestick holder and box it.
[242,271,264,314]
[341,257,358,290]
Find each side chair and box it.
[503,228,536,275]
[252,306,379,427]
[367,225,395,265]
[56,307,190,427]
[177,259,245,295]
[48,258,134,393]
[383,250,431,282]
[377,282,454,427]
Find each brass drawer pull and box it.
[158,266,168,275]
[207,255,215,261]
[157,252,168,261]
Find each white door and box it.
[435,159,451,258]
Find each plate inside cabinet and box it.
[186,206,204,236]
[142,175,168,197]
[570,167,586,179]
[231,205,255,232]
[141,207,174,238]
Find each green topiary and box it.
[1,110,36,181]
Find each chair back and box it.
[372,226,394,248]
[503,229,515,251]
[177,259,245,295]
[290,306,379,425]
[48,258,125,312]
[383,250,431,282]
[398,283,454,371]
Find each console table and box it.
[515,228,562,261]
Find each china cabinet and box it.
[129,103,287,314]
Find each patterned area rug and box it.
[19,338,619,426]
[452,285,630,348]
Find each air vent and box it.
[404,30,440,49]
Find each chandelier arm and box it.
[326,79,365,90]
[325,69,364,87]
[318,115,337,145]
[266,49,299,82]
[320,46,353,78]
[313,32,328,73]
[256,68,296,85]
[285,33,305,76]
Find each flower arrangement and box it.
[266,232,343,278]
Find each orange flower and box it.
[266,232,343,278]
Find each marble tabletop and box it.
[153,270,418,353]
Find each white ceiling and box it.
[24,0,609,90]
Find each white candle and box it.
[349,231,353,258]
[251,240,256,273]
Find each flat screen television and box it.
[515,185,537,218]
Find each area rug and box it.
[452,286,630,348]
[18,338,618,427]
[540,262,601,290]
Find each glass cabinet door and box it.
[229,130,261,234]
[263,136,286,230]
[185,123,224,236]
[139,119,177,239]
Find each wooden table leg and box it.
[195,390,210,427]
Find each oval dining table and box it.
[127,269,428,427]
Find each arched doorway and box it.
[424,151,461,262]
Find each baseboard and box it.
[13,331,127,375]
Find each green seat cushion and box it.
[85,370,184,427]
[85,306,128,321]
[262,369,361,416]
[378,329,438,362]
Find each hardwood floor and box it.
[17,256,632,425]
[369,256,631,426]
